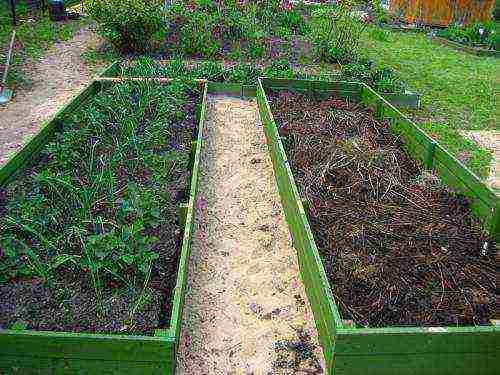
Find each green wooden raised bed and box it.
[256,77,499,375]
[0,79,208,374]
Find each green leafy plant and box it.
[85,0,165,53]
[264,59,295,79]
[310,3,367,63]
[226,63,262,85]
[177,8,221,57]
[436,21,498,50]
[371,67,405,94]
[192,61,225,81]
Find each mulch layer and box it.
[268,89,496,328]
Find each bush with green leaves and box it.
[437,21,498,50]
[310,3,367,63]
[85,0,165,53]
[192,61,225,81]
[178,9,222,58]
[226,63,263,85]
[263,59,295,79]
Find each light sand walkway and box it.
[177,96,325,374]
[462,130,499,192]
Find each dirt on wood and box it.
[176,96,325,374]
[0,26,104,168]
[268,90,496,328]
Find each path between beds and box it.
[0,25,102,167]
[177,95,325,374]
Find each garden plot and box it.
[268,90,495,328]
[256,79,499,375]
[0,79,204,373]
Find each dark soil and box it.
[0,84,200,335]
[268,90,497,328]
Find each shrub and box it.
[85,0,165,53]
[178,11,221,58]
[437,21,497,50]
[310,3,367,63]
[264,59,295,79]
[192,61,226,81]
[371,67,405,94]
[226,63,263,85]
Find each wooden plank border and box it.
[0,79,206,374]
[257,78,500,374]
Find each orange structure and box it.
[390,0,495,26]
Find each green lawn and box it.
[361,27,499,178]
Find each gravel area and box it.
[176,96,325,374]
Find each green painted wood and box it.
[492,201,500,242]
[242,85,257,97]
[336,327,499,355]
[178,203,189,228]
[382,91,421,109]
[99,60,120,78]
[0,81,101,186]
[433,145,497,206]
[0,355,171,374]
[207,81,242,96]
[257,80,344,372]
[0,330,175,361]
[333,352,498,375]
[168,83,207,348]
[424,140,437,170]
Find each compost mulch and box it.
[0,92,200,335]
[268,90,496,328]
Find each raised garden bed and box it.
[0,78,207,373]
[256,78,499,374]
[429,35,499,58]
[101,60,421,108]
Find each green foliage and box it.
[310,3,367,63]
[437,21,498,50]
[178,8,221,57]
[371,67,405,94]
[85,0,165,53]
[192,61,225,81]
[263,59,295,79]
[361,26,497,177]
[226,63,262,85]
[0,81,198,295]
[341,61,372,82]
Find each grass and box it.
[361,26,499,178]
[0,1,88,88]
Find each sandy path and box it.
[462,130,499,192]
[0,26,103,167]
[177,96,325,374]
